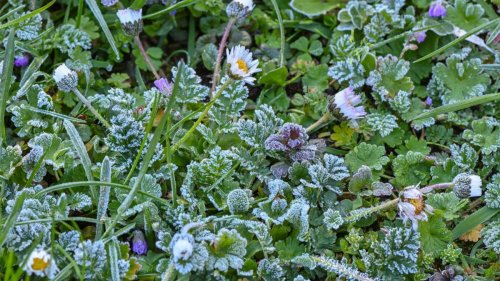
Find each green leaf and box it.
[412,93,500,120]
[258,66,288,86]
[427,192,468,221]
[290,0,344,17]
[419,215,452,256]
[447,0,488,31]
[392,151,432,187]
[452,207,500,240]
[345,142,389,173]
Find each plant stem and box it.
[210,17,236,95]
[134,35,163,80]
[72,88,111,129]
[306,112,332,133]
[419,182,454,194]
[171,79,232,153]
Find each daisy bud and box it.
[14,54,30,67]
[226,0,254,19]
[24,248,59,278]
[131,230,148,255]
[53,63,78,92]
[453,173,482,198]
[173,238,194,260]
[330,87,367,121]
[428,1,446,18]
[116,8,143,37]
[226,45,261,85]
[154,77,172,96]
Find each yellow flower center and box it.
[408,198,424,215]
[32,257,49,271]
[236,59,249,74]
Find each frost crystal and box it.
[481,219,500,254]
[323,209,344,230]
[366,113,398,137]
[74,240,107,279]
[227,189,250,214]
[485,174,500,209]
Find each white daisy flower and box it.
[226,45,261,85]
[453,173,482,198]
[116,9,143,36]
[24,249,58,279]
[53,63,78,92]
[235,0,254,11]
[397,186,433,230]
[173,238,194,260]
[333,87,367,121]
[227,0,254,18]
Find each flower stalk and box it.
[134,35,163,80]
[211,17,236,94]
[306,112,332,133]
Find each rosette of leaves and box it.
[462,117,499,155]
[8,84,55,138]
[367,55,414,102]
[206,228,247,272]
[428,52,490,105]
[337,1,375,31]
[89,88,137,117]
[362,227,420,280]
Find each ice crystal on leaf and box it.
[462,117,499,155]
[238,105,283,149]
[323,209,344,230]
[16,13,42,40]
[337,1,375,31]
[328,58,366,89]
[74,240,106,280]
[481,219,500,254]
[302,154,349,194]
[367,55,414,102]
[56,24,92,55]
[206,229,247,272]
[366,113,398,137]
[485,174,500,209]
[171,61,209,104]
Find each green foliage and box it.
[446,0,488,31]
[419,215,452,256]
[345,143,389,173]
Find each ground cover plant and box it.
[0,0,499,280]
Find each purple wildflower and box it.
[14,55,29,68]
[428,1,446,18]
[425,96,432,107]
[131,230,148,255]
[414,31,427,43]
[154,77,172,96]
[333,87,366,121]
[265,123,316,162]
[101,0,118,6]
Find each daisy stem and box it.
[419,182,453,194]
[211,17,236,95]
[306,112,332,133]
[171,78,232,153]
[72,88,111,129]
[345,198,400,222]
[134,35,163,80]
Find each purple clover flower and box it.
[14,55,29,68]
[414,31,427,43]
[154,77,172,96]
[131,230,148,255]
[428,1,446,18]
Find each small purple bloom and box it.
[131,230,148,255]
[14,55,29,68]
[154,77,172,96]
[265,123,316,162]
[414,31,427,43]
[428,1,446,18]
[425,97,432,107]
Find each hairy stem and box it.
[72,88,111,129]
[134,35,163,79]
[419,182,454,194]
[210,17,236,95]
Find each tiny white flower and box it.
[333,87,366,121]
[227,0,254,18]
[453,173,482,198]
[173,239,194,260]
[24,249,58,279]
[53,63,78,92]
[398,186,433,230]
[116,9,143,36]
[226,45,261,85]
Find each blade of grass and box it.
[0,5,26,22]
[143,0,200,19]
[85,0,120,60]
[486,22,500,45]
[20,53,48,87]
[0,28,15,145]
[452,206,499,240]
[0,0,55,30]
[20,104,87,123]
[411,93,500,120]
[35,181,169,205]
[414,18,500,63]
[63,120,97,200]
[270,0,285,67]
[479,64,500,71]
[96,156,112,240]
[108,239,121,281]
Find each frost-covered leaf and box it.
[485,174,500,209]
[367,55,414,101]
[446,0,488,31]
[366,113,398,137]
[171,61,209,104]
[462,117,499,155]
[392,151,431,187]
[427,192,468,221]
